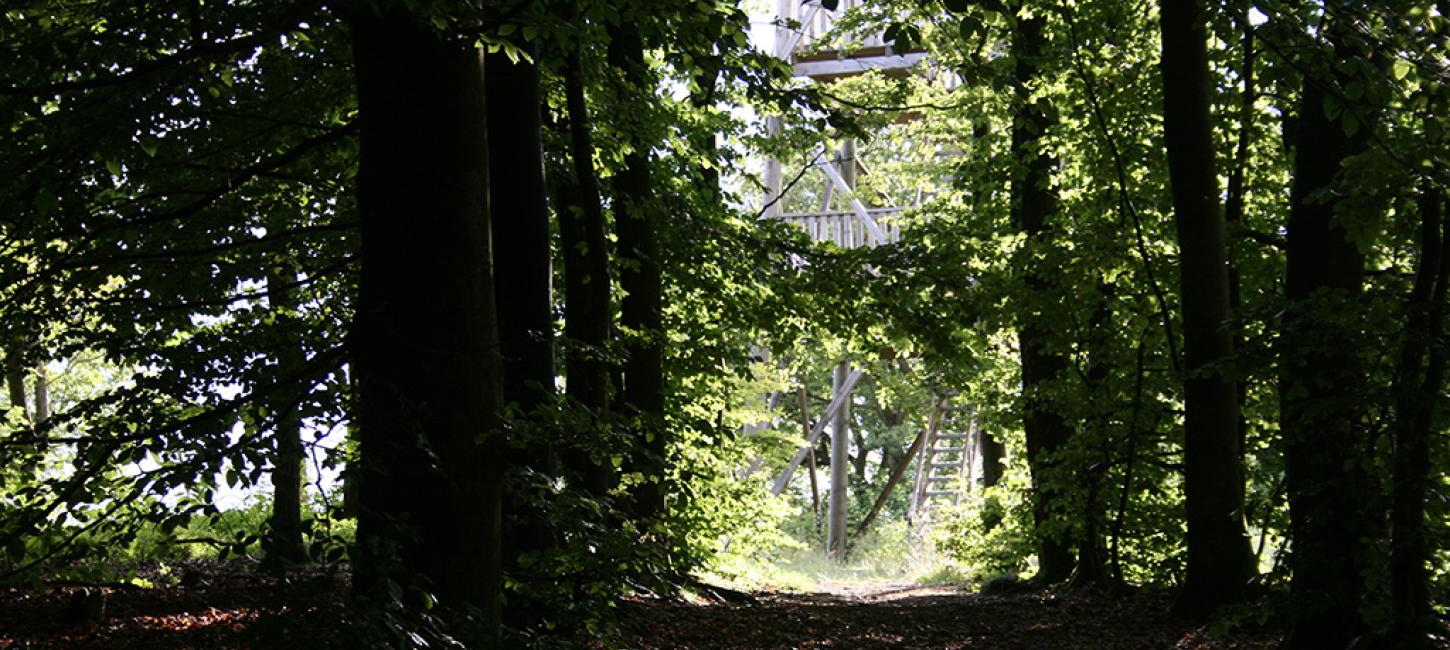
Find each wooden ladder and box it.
[907,399,977,527]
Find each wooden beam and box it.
[853,395,945,542]
[775,2,822,59]
[793,53,927,79]
[801,388,822,536]
[827,362,852,557]
[818,151,888,243]
[770,368,864,495]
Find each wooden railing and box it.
[778,0,899,59]
[774,207,909,249]
[799,0,892,55]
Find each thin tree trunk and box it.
[1012,14,1074,585]
[485,43,558,627]
[350,10,504,641]
[607,22,667,520]
[32,361,48,425]
[1278,14,1379,647]
[556,43,613,497]
[1223,9,1255,457]
[1389,184,1448,647]
[1072,290,1114,590]
[265,264,308,567]
[979,429,1005,488]
[851,428,868,483]
[1158,0,1256,616]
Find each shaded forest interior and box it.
[2,0,1450,648]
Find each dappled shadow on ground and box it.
[614,584,1282,649]
[0,561,353,649]
[0,566,1288,649]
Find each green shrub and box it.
[931,476,1035,579]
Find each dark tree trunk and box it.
[5,347,29,425]
[349,9,504,641]
[1223,10,1255,457]
[1388,185,1448,647]
[1072,290,1115,590]
[265,264,308,567]
[1278,18,1379,649]
[607,23,666,520]
[1012,14,1074,586]
[979,430,1005,488]
[1157,0,1256,616]
[485,44,558,626]
[851,428,868,482]
[555,44,614,497]
[486,45,556,437]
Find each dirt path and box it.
[614,583,1282,649]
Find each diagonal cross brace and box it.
[818,152,889,244]
[774,2,822,59]
[770,368,865,495]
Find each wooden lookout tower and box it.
[758,1,988,557]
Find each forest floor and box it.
[613,582,1286,649]
[0,562,1292,648]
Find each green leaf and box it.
[1392,59,1412,81]
[105,158,121,176]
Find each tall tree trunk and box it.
[556,43,614,497]
[607,22,667,520]
[1388,184,1448,647]
[1223,9,1255,458]
[487,44,556,444]
[1072,289,1115,589]
[265,264,308,567]
[485,43,558,627]
[1278,16,1379,648]
[1158,0,1256,616]
[1012,14,1074,585]
[349,9,504,641]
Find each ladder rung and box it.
[940,404,971,411]
[935,433,967,440]
[933,447,966,454]
[929,462,958,468]
[927,476,955,483]
[925,490,956,497]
